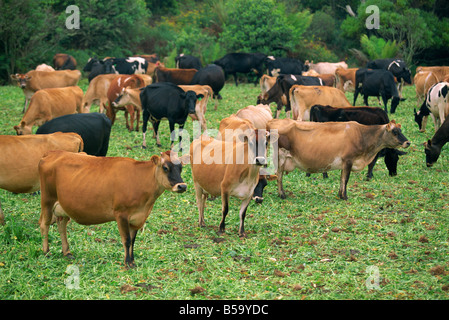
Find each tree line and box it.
[1,0,448,84]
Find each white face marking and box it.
[290,74,297,81]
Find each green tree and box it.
[219,0,311,55]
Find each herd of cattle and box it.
[2,52,449,268]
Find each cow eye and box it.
[162,166,169,172]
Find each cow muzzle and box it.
[402,141,411,148]
[172,183,187,193]
[252,196,264,204]
[254,156,267,166]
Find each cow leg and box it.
[338,161,352,200]
[116,213,135,268]
[233,73,239,86]
[142,110,150,148]
[194,183,207,227]
[353,87,360,106]
[218,191,230,235]
[277,168,286,199]
[126,105,135,131]
[0,201,4,225]
[153,121,161,147]
[135,109,140,132]
[238,197,252,238]
[56,216,72,258]
[366,153,380,181]
[39,197,57,255]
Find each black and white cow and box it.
[353,68,401,114]
[111,57,148,75]
[139,82,201,149]
[36,113,111,156]
[265,56,307,77]
[83,58,116,82]
[213,52,267,86]
[175,54,202,70]
[414,82,449,133]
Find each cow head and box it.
[237,129,279,167]
[13,121,32,135]
[390,96,401,114]
[152,151,187,193]
[424,140,441,167]
[384,120,410,149]
[83,58,99,72]
[183,90,198,116]
[252,174,277,204]
[10,74,31,89]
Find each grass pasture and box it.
[1,78,449,301]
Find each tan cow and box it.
[414,71,439,111]
[305,60,348,74]
[416,66,449,82]
[189,125,276,237]
[267,118,410,200]
[335,67,358,92]
[14,86,83,135]
[38,150,187,268]
[81,74,117,113]
[289,85,351,121]
[10,70,82,112]
[179,84,213,132]
[0,132,83,224]
[234,104,273,130]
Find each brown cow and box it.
[414,71,439,112]
[38,150,187,268]
[53,53,77,70]
[179,84,213,133]
[289,85,351,121]
[107,74,146,131]
[0,132,83,225]
[416,66,449,82]
[267,118,410,200]
[335,67,358,92]
[317,74,336,87]
[234,104,273,130]
[190,125,277,237]
[14,86,83,135]
[81,74,117,113]
[155,66,198,85]
[10,70,82,112]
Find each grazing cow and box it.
[140,82,199,148]
[189,64,226,107]
[190,126,276,237]
[81,74,117,113]
[83,58,116,82]
[107,74,146,131]
[36,113,111,156]
[38,150,187,268]
[353,68,401,113]
[267,118,410,200]
[35,64,55,72]
[424,116,449,167]
[366,58,412,98]
[414,82,449,133]
[111,57,148,75]
[335,67,358,92]
[53,53,77,70]
[155,66,198,85]
[14,86,83,135]
[310,105,407,179]
[289,85,351,121]
[257,74,323,118]
[0,132,83,225]
[213,52,267,86]
[413,71,439,110]
[176,54,202,70]
[10,70,82,113]
[179,84,213,132]
[265,56,306,77]
[304,60,348,74]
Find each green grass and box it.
[1,77,449,300]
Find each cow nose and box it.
[253,196,264,204]
[426,163,433,168]
[255,156,266,166]
[173,183,187,193]
[402,141,411,148]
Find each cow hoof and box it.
[64,253,75,260]
[156,143,162,148]
[280,193,286,200]
[142,145,146,149]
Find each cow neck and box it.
[359,123,388,155]
[431,121,449,149]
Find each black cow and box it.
[36,113,111,156]
[353,68,401,114]
[265,56,307,76]
[310,104,407,179]
[83,58,115,82]
[175,54,202,70]
[424,116,449,167]
[213,52,267,86]
[190,64,225,101]
[366,58,412,85]
[257,74,323,118]
[111,57,148,75]
[139,82,200,149]
[414,100,431,132]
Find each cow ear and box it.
[151,155,160,166]
[10,74,18,80]
[26,75,32,81]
